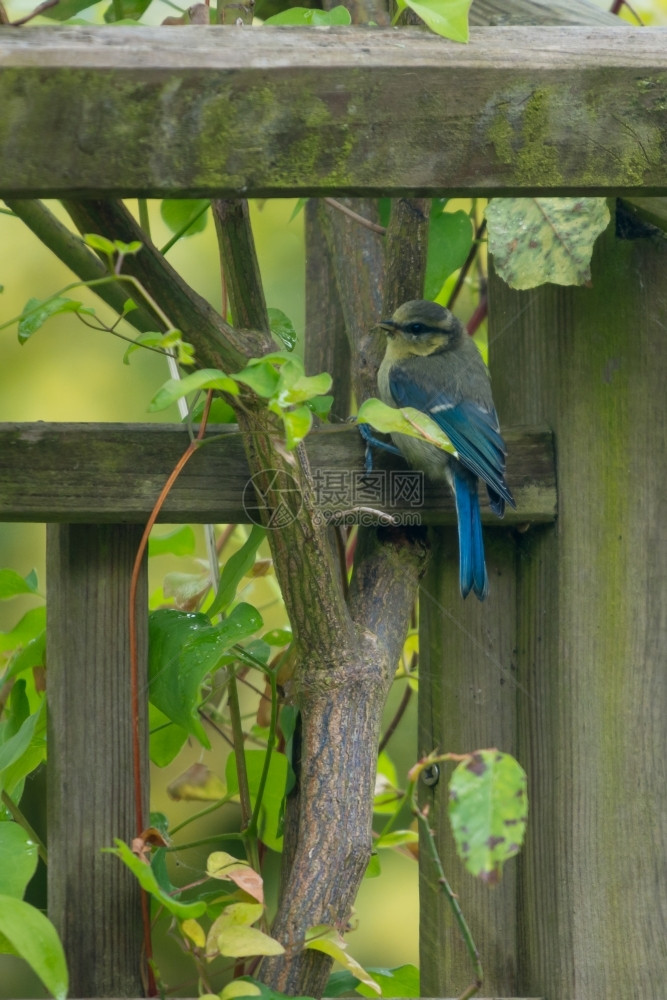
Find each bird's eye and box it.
[407,322,427,334]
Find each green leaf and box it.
[188,396,237,424]
[0,824,38,899]
[398,0,471,41]
[83,232,117,255]
[485,197,611,289]
[262,628,292,647]
[448,749,528,883]
[357,398,456,456]
[233,360,281,398]
[0,701,47,797]
[305,926,380,994]
[281,405,312,450]
[148,368,239,411]
[288,198,308,223]
[122,331,165,364]
[104,0,152,21]
[375,829,419,849]
[0,569,40,600]
[148,604,263,748]
[219,979,263,1000]
[18,296,94,344]
[149,525,197,558]
[106,839,207,919]
[373,751,402,814]
[274,361,332,407]
[39,0,97,18]
[160,199,210,238]
[425,209,473,300]
[306,395,334,420]
[222,979,314,1000]
[5,631,46,683]
[364,852,381,879]
[0,895,68,999]
[0,607,46,655]
[264,5,351,24]
[225,750,288,852]
[356,965,420,998]
[208,525,266,618]
[267,308,297,351]
[113,239,143,255]
[207,904,284,958]
[148,703,189,768]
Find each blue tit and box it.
[378,299,515,600]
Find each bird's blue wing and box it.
[388,367,515,511]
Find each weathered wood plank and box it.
[47,524,148,997]
[0,422,554,524]
[490,212,667,996]
[0,26,665,198]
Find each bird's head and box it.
[379,300,464,357]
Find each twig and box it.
[378,683,413,754]
[409,762,483,1000]
[447,218,487,313]
[128,390,214,996]
[9,0,59,25]
[324,197,386,235]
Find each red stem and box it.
[128,391,214,995]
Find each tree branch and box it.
[4,198,158,334]
[61,198,273,370]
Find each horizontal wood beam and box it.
[0,422,555,525]
[0,25,665,198]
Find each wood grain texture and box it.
[0,26,665,197]
[46,524,148,997]
[489,216,667,997]
[419,530,519,996]
[0,422,554,524]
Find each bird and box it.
[376,299,515,600]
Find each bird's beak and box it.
[380,319,397,336]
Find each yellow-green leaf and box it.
[357,398,456,456]
[181,918,206,948]
[304,925,381,994]
[216,925,285,958]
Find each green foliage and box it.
[486,196,611,289]
[107,839,208,919]
[0,823,38,898]
[160,199,210,242]
[225,750,288,852]
[0,895,68,1000]
[327,963,420,998]
[448,749,528,884]
[0,568,40,599]
[267,307,297,351]
[425,205,473,300]
[263,5,351,24]
[357,397,457,456]
[392,0,472,41]
[208,525,266,618]
[148,603,263,748]
[17,296,95,343]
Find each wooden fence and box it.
[0,0,665,996]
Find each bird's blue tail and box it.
[453,468,488,601]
